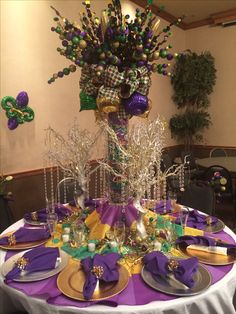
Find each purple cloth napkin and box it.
[176,235,236,251]
[69,198,97,208]
[80,252,121,300]
[175,209,218,230]
[143,251,198,288]
[154,200,172,214]
[0,227,50,245]
[24,204,71,222]
[5,247,59,282]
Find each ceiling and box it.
[131,0,236,29]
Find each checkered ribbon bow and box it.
[79,65,151,112]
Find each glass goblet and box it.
[72,220,86,247]
[46,212,58,242]
[113,221,126,252]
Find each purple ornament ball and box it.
[123,92,148,116]
[8,117,18,130]
[16,91,29,108]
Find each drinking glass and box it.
[72,220,86,247]
[46,212,58,242]
[46,197,56,214]
[113,221,126,252]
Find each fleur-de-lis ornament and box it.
[1,91,34,130]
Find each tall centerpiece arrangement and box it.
[47,0,185,240]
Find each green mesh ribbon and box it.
[79,91,98,111]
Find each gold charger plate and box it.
[141,263,212,296]
[0,230,50,250]
[57,260,129,301]
[177,242,236,265]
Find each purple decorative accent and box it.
[23,204,71,223]
[154,199,172,214]
[167,54,173,60]
[0,227,50,245]
[144,251,198,288]
[8,117,18,130]
[123,92,148,116]
[16,91,29,108]
[95,198,138,227]
[4,228,235,307]
[81,253,120,300]
[5,247,59,282]
[175,210,218,230]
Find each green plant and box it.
[169,50,216,151]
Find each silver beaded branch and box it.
[45,120,102,193]
[98,117,186,199]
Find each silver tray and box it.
[141,263,212,296]
[1,249,69,282]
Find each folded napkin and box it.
[154,200,172,214]
[0,227,50,246]
[24,204,71,223]
[5,247,59,281]
[143,251,198,288]
[175,210,218,230]
[69,198,97,208]
[80,252,121,300]
[176,235,236,253]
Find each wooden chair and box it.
[178,182,215,215]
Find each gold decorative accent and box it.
[31,211,38,221]
[15,256,29,270]
[57,261,129,301]
[8,234,16,246]
[96,97,120,113]
[168,259,179,271]
[206,216,212,226]
[91,265,104,278]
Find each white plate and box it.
[1,249,69,282]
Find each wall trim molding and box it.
[7,145,236,179]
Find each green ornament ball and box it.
[63,68,70,75]
[160,50,167,58]
[72,36,80,45]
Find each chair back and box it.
[56,177,78,204]
[210,148,227,158]
[178,183,215,215]
[161,152,173,171]
[180,151,197,170]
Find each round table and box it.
[196,156,236,174]
[1,220,236,314]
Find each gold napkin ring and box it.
[31,211,38,221]
[168,259,179,272]
[206,216,212,226]
[15,257,29,270]
[91,265,104,278]
[8,234,16,246]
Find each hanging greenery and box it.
[169,50,216,150]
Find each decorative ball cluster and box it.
[209,171,227,195]
[48,0,182,84]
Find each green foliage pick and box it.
[147,0,153,5]
[169,50,216,150]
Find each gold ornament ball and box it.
[148,54,154,61]
[153,51,160,60]
[96,71,101,76]
[112,42,120,48]
[99,52,106,60]
[79,40,87,49]
[141,53,147,61]
[151,63,158,71]
[136,44,143,51]
[174,53,178,58]
[96,65,104,72]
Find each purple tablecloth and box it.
[4,230,235,308]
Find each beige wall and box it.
[186,25,236,147]
[0,0,184,174]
